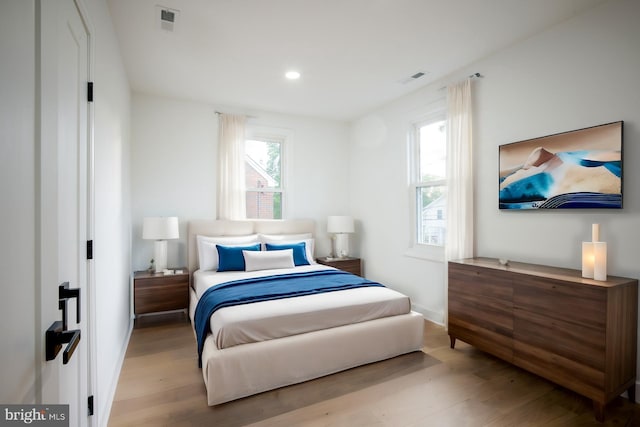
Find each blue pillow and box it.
[265,242,309,266]
[216,244,261,272]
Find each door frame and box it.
[35,0,96,423]
[73,2,97,423]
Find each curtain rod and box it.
[439,72,483,91]
[215,111,258,119]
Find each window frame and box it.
[406,109,447,262]
[244,126,292,219]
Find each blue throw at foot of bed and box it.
[194,269,384,366]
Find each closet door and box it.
[39,1,92,425]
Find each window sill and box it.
[404,245,444,263]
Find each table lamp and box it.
[327,216,354,258]
[582,223,607,281]
[143,217,179,273]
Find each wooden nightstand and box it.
[133,268,189,317]
[316,257,362,276]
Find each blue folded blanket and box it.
[194,269,384,366]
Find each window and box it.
[245,135,284,219]
[412,116,447,247]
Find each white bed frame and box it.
[188,219,425,405]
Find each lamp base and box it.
[333,233,350,259]
[154,240,168,273]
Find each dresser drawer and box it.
[514,340,605,401]
[514,308,605,371]
[449,317,513,362]
[449,290,513,337]
[449,262,513,301]
[513,276,606,329]
[449,262,513,336]
[448,262,514,359]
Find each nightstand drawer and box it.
[134,269,189,315]
[316,257,362,276]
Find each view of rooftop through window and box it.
[245,138,282,219]
[417,120,446,246]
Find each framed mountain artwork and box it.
[499,121,623,210]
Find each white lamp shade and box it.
[142,217,179,240]
[327,216,354,234]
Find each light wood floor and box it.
[109,315,640,426]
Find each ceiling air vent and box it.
[156,6,179,32]
[398,70,428,85]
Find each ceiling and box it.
[107,0,607,121]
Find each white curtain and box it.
[444,79,474,324]
[445,79,474,260]
[217,114,247,220]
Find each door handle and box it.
[62,329,81,364]
[45,320,81,364]
[59,282,80,324]
[45,282,82,363]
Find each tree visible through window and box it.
[245,137,283,219]
[415,119,446,246]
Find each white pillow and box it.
[243,249,295,272]
[258,233,313,241]
[196,234,259,271]
[259,236,316,264]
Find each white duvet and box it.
[193,265,412,349]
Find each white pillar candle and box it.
[593,242,607,281]
[582,242,594,279]
[592,223,600,242]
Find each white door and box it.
[39,1,91,425]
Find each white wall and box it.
[349,92,448,323]
[84,0,132,424]
[0,0,37,404]
[473,0,640,276]
[349,0,640,363]
[131,94,217,270]
[131,93,350,271]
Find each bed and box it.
[187,219,425,405]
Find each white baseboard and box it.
[98,317,133,427]
[411,303,444,325]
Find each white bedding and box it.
[187,219,424,405]
[193,264,412,349]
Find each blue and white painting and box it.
[499,122,622,209]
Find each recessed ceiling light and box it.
[285,71,301,80]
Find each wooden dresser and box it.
[448,257,638,421]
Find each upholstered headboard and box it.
[187,219,316,274]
